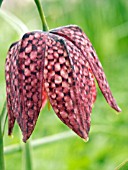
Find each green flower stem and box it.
[0,116,5,170]
[34,0,49,31]
[22,141,33,170]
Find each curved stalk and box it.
[34,0,49,31]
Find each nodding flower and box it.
[5,25,121,142]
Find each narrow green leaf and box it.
[0,9,29,36]
[112,22,128,39]
[0,116,5,170]
[0,101,7,135]
[115,160,128,170]
[0,101,7,170]
[4,131,75,155]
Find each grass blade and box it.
[0,9,29,36]
[0,116,5,170]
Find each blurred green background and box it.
[0,0,128,169]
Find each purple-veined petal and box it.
[5,31,48,142]
[44,33,96,140]
[63,36,97,107]
[64,38,96,137]
[5,42,19,135]
[18,31,48,141]
[50,25,121,112]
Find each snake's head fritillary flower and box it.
[5,25,121,142]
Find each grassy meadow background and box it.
[0,0,128,169]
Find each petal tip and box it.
[112,103,122,113]
[8,130,12,136]
[23,136,27,143]
[8,134,14,139]
[117,107,122,112]
[83,136,89,142]
[22,129,33,143]
[8,125,14,137]
[116,106,122,113]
